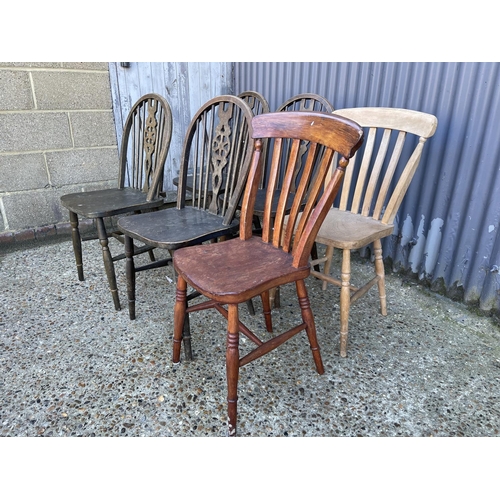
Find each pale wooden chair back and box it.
[332,107,438,225]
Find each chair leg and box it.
[296,279,324,374]
[96,217,121,311]
[261,290,273,333]
[169,252,193,361]
[226,303,240,437]
[373,239,387,316]
[69,210,84,281]
[339,249,351,357]
[321,245,335,291]
[124,235,136,320]
[173,276,187,364]
[311,242,320,272]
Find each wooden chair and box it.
[172,111,364,436]
[310,107,438,357]
[261,93,334,307]
[116,95,255,359]
[172,91,269,195]
[60,93,172,310]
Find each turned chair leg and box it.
[124,235,136,320]
[96,217,120,311]
[226,304,240,437]
[69,211,84,281]
[173,276,187,364]
[373,239,387,316]
[296,279,324,374]
[339,248,351,357]
[322,245,335,291]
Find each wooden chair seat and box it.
[117,206,239,249]
[314,208,394,249]
[61,188,164,219]
[174,236,309,303]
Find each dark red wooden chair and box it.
[172,110,364,436]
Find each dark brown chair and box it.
[172,111,364,436]
[60,93,172,310]
[171,91,269,195]
[117,95,255,359]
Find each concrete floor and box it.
[1,236,500,437]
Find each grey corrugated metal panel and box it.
[234,61,500,313]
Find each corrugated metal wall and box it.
[235,62,500,314]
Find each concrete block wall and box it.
[0,62,119,245]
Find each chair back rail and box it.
[333,107,438,224]
[177,95,254,225]
[240,111,364,267]
[118,93,172,201]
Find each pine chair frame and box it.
[310,107,438,357]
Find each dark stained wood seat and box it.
[172,110,364,436]
[116,95,255,360]
[60,93,172,310]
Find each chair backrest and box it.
[277,93,334,113]
[176,95,255,225]
[240,111,364,267]
[332,107,438,225]
[238,91,270,116]
[118,93,173,201]
[270,93,334,192]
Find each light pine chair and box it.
[310,107,438,357]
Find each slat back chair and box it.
[310,107,438,357]
[172,111,364,435]
[117,96,255,359]
[259,93,334,306]
[60,93,172,311]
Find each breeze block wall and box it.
[0,62,118,245]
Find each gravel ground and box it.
[1,236,500,438]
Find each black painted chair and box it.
[117,95,255,359]
[60,94,173,310]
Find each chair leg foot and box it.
[96,217,120,311]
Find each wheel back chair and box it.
[60,93,173,310]
[310,107,438,357]
[117,95,255,360]
[172,111,364,436]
